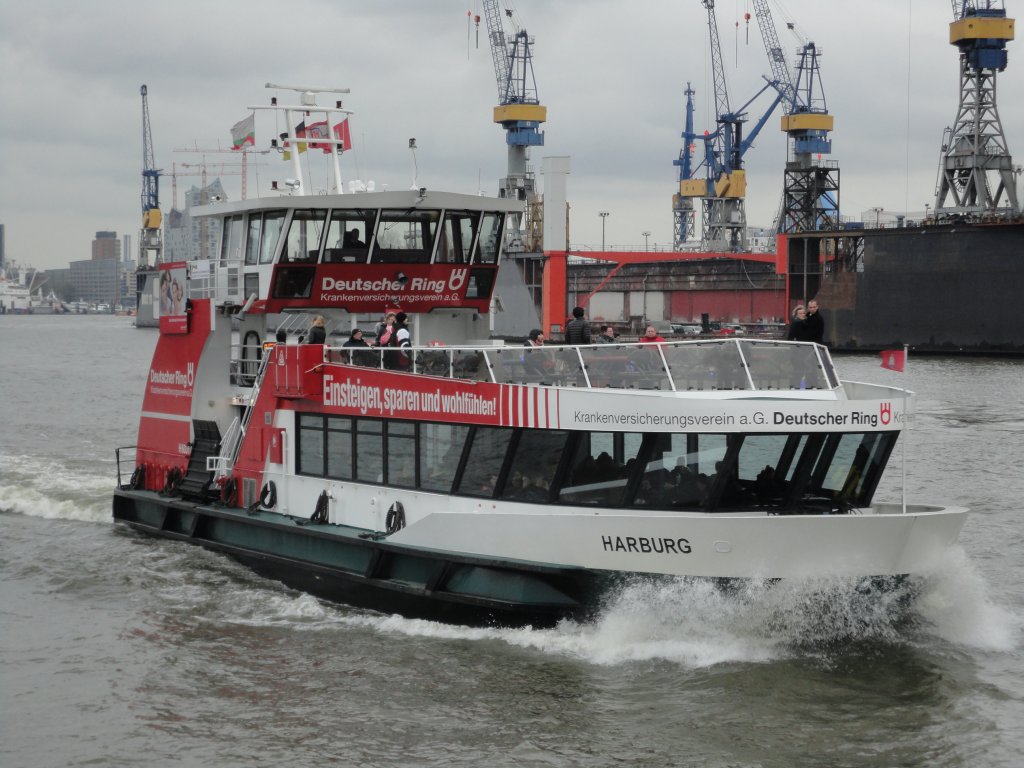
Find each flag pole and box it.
[901,343,909,515]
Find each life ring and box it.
[258,481,277,509]
[129,465,145,490]
[385,501,406,535]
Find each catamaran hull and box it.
[112,489,966,627]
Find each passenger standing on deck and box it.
[306,315,327,344]
[804,299,825,344]
[564,306,591,345]
[597,326,617,344]
[375,311,397,346]
[386,312,412,370]
[638,325,665,344]
[786,305,807,340]
[343,328,371,365]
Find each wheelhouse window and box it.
[220,215,245,265]
[280,209,327,264]
[323,209,375,263]
[476,212,505,264]
[372,209,440,263]
[436,210,479,264]
[245,210,287,266]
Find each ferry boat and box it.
[112,91,967,627]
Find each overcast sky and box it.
[2,0,1021,271]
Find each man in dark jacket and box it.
[804,299,825,344]
[564,306,591,345]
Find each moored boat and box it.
[111,89,967,627]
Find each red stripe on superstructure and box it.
[533,387,539,428]
[544,388,551,429]
[557,389,561,429]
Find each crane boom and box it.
[482,1,512,103]
[703,1,730,122]
[750,0,796,107]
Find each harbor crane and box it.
[934,0,1019,218]
[671,83,698,247]
[139,84,163,267]
[679,0,784,251]
[750,0,839,233]
[481,0,546,251]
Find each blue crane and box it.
[678,0,785,251]
[482,0,546,253]
[935,0,1019,217]
[750,0,838,233]
[672,83,698,247]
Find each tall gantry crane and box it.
[934,0,1019,218]
[679,0,784,251]
[750,1,839,233]
[139,84,163,267]
[482,0,546,251]
[672,83,698,247]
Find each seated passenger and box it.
[343,228,365,248]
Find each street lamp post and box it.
[599,211,609,250]
[642,230,651,250]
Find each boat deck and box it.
[319,338,839,392]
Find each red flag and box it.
[880,349,906,372]
[330,119,352,153]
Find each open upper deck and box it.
[315,338,842,394]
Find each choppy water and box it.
[2,315,1023,768]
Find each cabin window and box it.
[326,417,354,480]
[386,421,417,488]
[501,430,569,502]
[272,267,315,299]
[355,420,383,483]
[220,215,245,265]
[297,414,326,476]
[455,426,514,498]
[281,209,327,264]
[244,215,262,266]
[475,212,504,264]
[559,431,643,506]
[258,210,287,265]
[419,423,469,493]
[371,209,440,263]
[435,211,479,263]
[323,209,375,263]
[245,210,286,266]
[466,268,496,300]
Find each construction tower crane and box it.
[482,0,546,250]
[139,84,163,267]
[750,1,839,234]
[934,0,1019,218]
[679,0,784,251]
[672,83,698,247]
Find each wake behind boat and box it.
[112,88,966,627]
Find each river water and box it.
[2,314,1022,768]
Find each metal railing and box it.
[321,338,837,392]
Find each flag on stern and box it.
[331,118,352,153]
[880,349,906,372]
[281,121,307,160]
[230,114,255,150]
